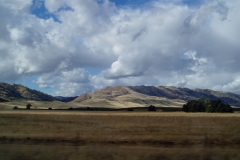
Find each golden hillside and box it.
[72,86,185,108]
[72,85,240,108]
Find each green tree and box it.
[199,98,211,106]
[182,104,188,112]
[13,106,18,110]
[183,99,233,113]
[26,103,32,109]
[205,105,215,113]
[148,105,156,111]
[182,100,205,112]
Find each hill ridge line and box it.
[73,85,240,107]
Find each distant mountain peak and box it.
[73,85,131,103]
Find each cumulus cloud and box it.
[0,0,240,96]
[61,68,90,83]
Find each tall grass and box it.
[0,111,240,160]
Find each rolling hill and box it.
[1,82,240,108]
[72,86,185,108]
[73,85,240,107]
[0,82,55,102]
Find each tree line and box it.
[182,98,233,113]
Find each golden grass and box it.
[78,94,185,108]
[1,144,240,160]
[0,98,185,110]
[0,111,240,160]
[0,101,92,110]
[74,86,186,108]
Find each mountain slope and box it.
[0,82,55,101]
[129,86,240,106]
[73,85,240,107]
[72,86,185,108]
[73,86,131,103]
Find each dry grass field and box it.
[0,99,184,110]
[0,101,81,110]
[0,110,240,160]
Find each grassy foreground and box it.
[0,111,240,160]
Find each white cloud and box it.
[61,68,90,83]
[0,0,240,96]
[1,0,32,10]
[213,75,240,94]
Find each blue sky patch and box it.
[110,0,203,7]
[84,67,105,75]
[110,0,150,7]
[30,0,73,23]
[30,0,60,22]
[182,0,204,7]
[30,0,202,22]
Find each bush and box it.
[148,105,156,111]
[182,99,233,113]
[182,100,205,112]
[48,107,52,110]
[26,103,32,109]
[13,106,18,110]
[87,107,94,111]
[127,108,134,111]
[69,107,73,110]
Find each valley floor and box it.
[0,111,240,160]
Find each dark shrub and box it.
[13,106,18,109]
[26,103,32,109]
[148,105,156,111]
[48,107,52,110]
[183,98,233,113]
[182,104,188,112]
[127,108,134,111]
[69,107,73,110]
[87,107,94,111]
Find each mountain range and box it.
[73,85,240,107]
[1,82,240,107]
[0,82,55,102]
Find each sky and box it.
[0,0,240,96]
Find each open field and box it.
[1,100,240,112]
[0,101,82,110]
[0,96,185,110]
[0,111,240,159]
[0,100,184,112]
